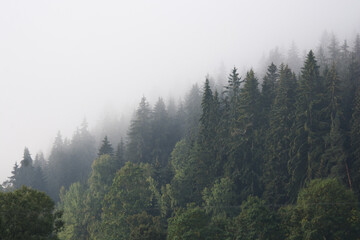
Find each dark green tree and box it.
[126,96,153,163]
[98,135,114,156]
[288,50,325,201]
[231,196,283,240]
[0,186,63,240]
[350,86,360,196]
[261,63,278,124]
[263,65,297,206]
[183,84,202,141]
[287,179,360,239]
[102,162,157,239]
[115,138,126,169]
[318,65,348,183]
[226,69,262,201]
[127,211,166,240]
[167,204,212,240]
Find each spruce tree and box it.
[226,69,262,201]
[126,96,153,163]
[115,139,126,169]
[319,65,347,183]
[260,63,278,128]
[263,65,296,206]
[350,86,360,195]
[98,136,114,156]
[288,50,325,200]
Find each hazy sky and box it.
[1,0,360,182]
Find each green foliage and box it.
[263,65,297,206]
[225,69,262,201]
[46,123,97,201]
[128,211,166,240]
[0,186,63,240]
[287,178,360,239]
[202,177,238,218]
[289,51,326,201]
[261,63,278,124]
[7,36,360,239]
[167,204,211,240]
[351,86,360,196]
[101,162,157,239]
[169,139,200,207]
[58,182,89,240]
[126,96,153,164]
[231,196,283,240]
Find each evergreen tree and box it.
[354,34,360,61]
[288,50,325,201]
[21,147,32,167]
[260,63,278,127]
[350,86,360,195]
[115,138,126,169]
[328,34,340,65]
[70,119,97,183]
[98,135,114,156]
[287,179,360,239]
[126,96,153,163]
[263,65,297,206]
[287,41,302,74]
[46,132,71,201]
[225,69,262,201]
[183,84,202,141]
[319,65,348,183]
[151,97,170,168]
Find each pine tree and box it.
[98,136,114,156]
[263,65,297,206]
[350,86,360,195]
[226,69,262,201]
[328,34,340,65]
[46,132,71,201]
[318,65,347,182]
[151,98,170,167]
[184,84,202,141]
[192,79,220,198]
[287,42,302,74]
[260,63,278,128]
[115,139,126,169]
[288,50,325,201]
[354,34,360,62]
[126,96,153,163]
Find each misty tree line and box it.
[2,33,360,239]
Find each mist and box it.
[1,0,360,182]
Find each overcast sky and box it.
[1,0,360,182]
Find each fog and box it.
[0,0,359,182]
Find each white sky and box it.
[1,0,360,182]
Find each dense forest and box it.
[2,33,360,239]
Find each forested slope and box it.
[3,33,360,239]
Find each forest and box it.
[1,33,360,239]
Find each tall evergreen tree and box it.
[350,86,360,195]
[354,34,360,61]
[319,65,348,183]
[126,96,153,164]
[288,50,326,201]
[263,65,297,206]
[183,84,202,141]
[287,42,302,74]
[98,135,114,156]
[115,138,126,169]
[225,69,262,201]
[260,63,278,128]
